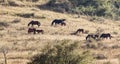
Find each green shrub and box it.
[28,40,94,64]
[43,0,120,19]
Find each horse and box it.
[86,34,99,40]
[100,33,111,39]
[28,28,36,34]
[51,19,66,26]
[75,29,84,34]
[28,20,41,27]
[71,29,85,35]
[36,29,44,34]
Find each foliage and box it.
[44,0,120,20]
[1,0,120,19]
[28,40,94,64]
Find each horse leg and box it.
[55,23,57,27]
[33,31,36,34]
[109,36,111,39]
[37,31,39,34]
[38,24,40,27]
[42,31,44,34]
[82,30,84,33]
[28,32,30,34]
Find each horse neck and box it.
[28,22,31,26]
[51,21,55,26]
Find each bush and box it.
[28,40,94,64]
[16,13,34,18]
[11,18,21,23]
[86,43,99,49]
[93,54,107,60]
[8,0,24,6]
[41,0,120,19]
[25,0,39,2]
[0,22,9,27]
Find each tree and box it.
[0,46,9,64]
[28,40,94,64]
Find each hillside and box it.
[0,0,120,64]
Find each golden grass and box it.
[0,4,120,64]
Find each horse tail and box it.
[51,21,55,26]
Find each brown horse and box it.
[28,28,36,34]
[36,29,44,34]
[28,20,41,27]
[51,19,66,26]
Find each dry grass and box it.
[0,2,120,64]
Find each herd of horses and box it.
[27,19,112,40]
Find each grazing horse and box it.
[76,29,84,34]
[71,29,85,35]
[36,29,44,34]
[28,28,36,34]
[28,20,40,27]
[51,19,66,26]
[100,33,111,39]
[86,34,99,40]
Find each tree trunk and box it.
[3,51,7,64]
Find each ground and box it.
[0,2,120,64]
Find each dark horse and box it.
[71,29,85,35]
[51,19,66,26]
[75,29,84,34]
[28,28,36,34]
[86,34,99,40]
[100,33,111,39]
[36,29,44,34]
[28,20,41,27]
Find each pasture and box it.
[0,3,120,64]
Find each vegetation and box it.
[0,0,120,64]
[28,40,94,64]
[42,0,120,20]
[1,0,120,19]
[0,22,9,27]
